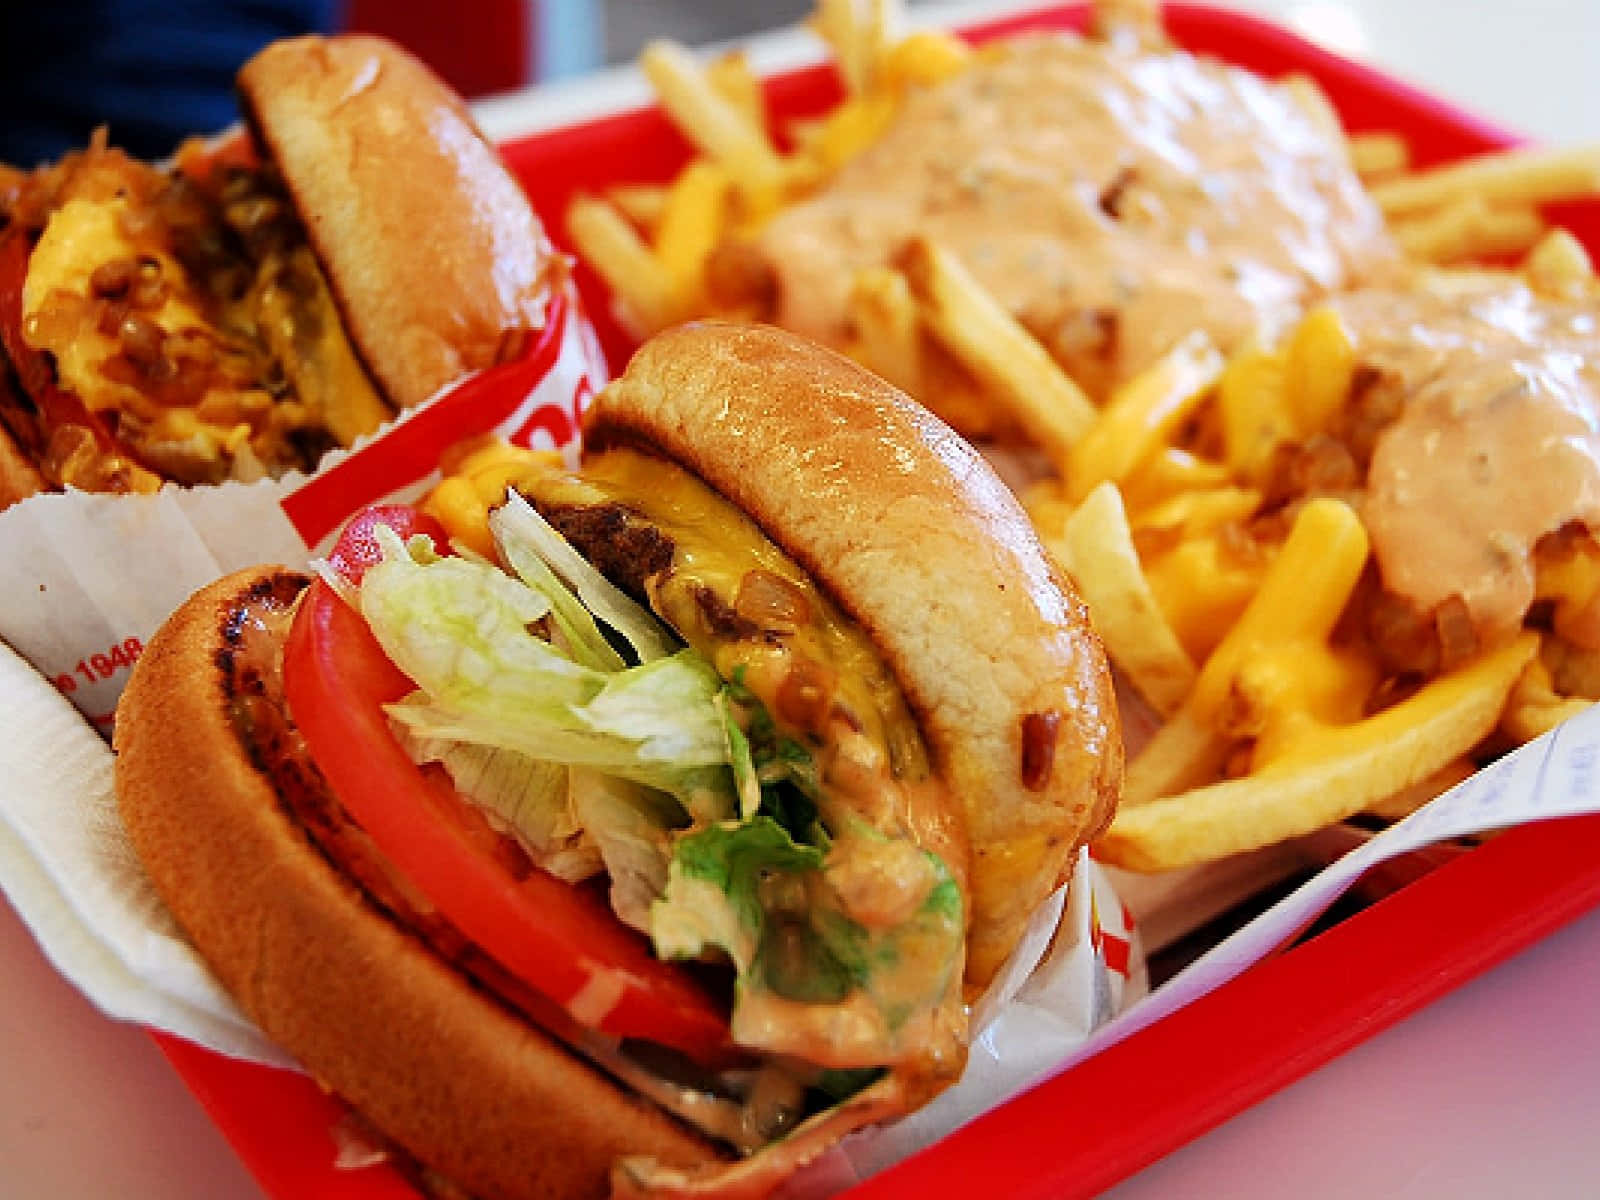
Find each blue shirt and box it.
[1,0,337,167]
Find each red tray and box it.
[154,6,1600,1197]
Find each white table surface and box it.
[6,3,1600,1198]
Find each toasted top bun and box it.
[114,570,716,1200]
[589,322,1123,986]
[238,35,556,410]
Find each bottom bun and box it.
[114,569,717,1200]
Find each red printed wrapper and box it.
[0,280,605,735]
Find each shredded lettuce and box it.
[580,653,730,762]
[385,687,735,819]
[727,672,821,817]
[361,524,600,712]
[652,817,822,975]
[499,535,626,671]
[393,732,604,880]
[568,768,682,932]
[490,491,677,664]
[716,691,763,821]
[357,522,737,820]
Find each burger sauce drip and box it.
[1334,278,1600,648]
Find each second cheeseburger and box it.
[114,323,1121,1197]
[0,34,557,503]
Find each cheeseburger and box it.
[114,323,1121,1197]
[0,35,556,506]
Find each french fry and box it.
[801,93,900,173]
[848,266,922,395]
[1284,305,1357,438]
[1142,533,1265,663]
[1542,636,1600,700]
[1122,706,1232,807]
[1525,227,1595,299]
[1234,641,1381,764]
[604,184,670,235]
[819,0,870,96]
[1505,694,1591,742]
[1502,652,1595,743]
[565,195,682,337]
[1366,758,1477,822]
[1066,329,1225,502]
[1534,535,1600,647]
[917,341,1011,438]
[1392,194,1546,263]
[639,41,785,214]
[1188,498,1370,724]
[706,50,766,134]
[1275,630,1538,770]
[654,161,730,307]
[899,238,1098,458]
[1216,338,1293,485]
[1051,482,1197,716]
[1021,475,1072,534]
[811,0,863,94]
[1132,486,1262,542]
[1098,632,1539,871]
[864,0,899,85]
[880,30,972,89]
[1131,500,1374,800]
[1349,131,1410,180]
[1371,144,1600,217]
[1121,446,1233,512]
[813,0,897,96]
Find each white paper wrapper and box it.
[0,281,605,734]
[0,637,292,1067]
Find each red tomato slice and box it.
[323,504,448,583]
[283,506,732,1065]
